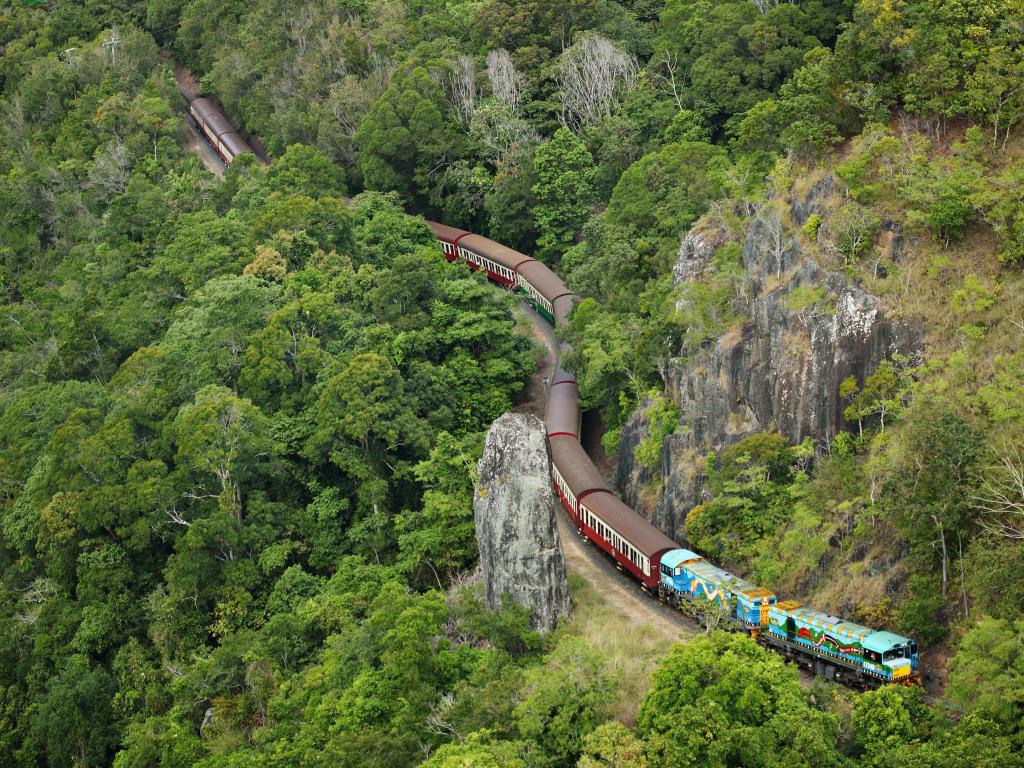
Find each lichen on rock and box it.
[474,413,572,633]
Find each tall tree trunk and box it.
[932,515,948,597]
[957,530,969,620]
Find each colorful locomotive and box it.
[657,547,920,686]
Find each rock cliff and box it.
[474,413,572,633]
[617,175,922,541]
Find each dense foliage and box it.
[3,0,1024,766]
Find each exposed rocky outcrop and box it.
[617,179,922,542]
[673,218,730,287]
[790,172,839,226]
[474,413,571,633]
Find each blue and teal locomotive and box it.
[658,548,921,687]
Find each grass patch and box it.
[553,573,682,725]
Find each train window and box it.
[865,650,882,663]
[909,642,918,656]
[882,648,903,661]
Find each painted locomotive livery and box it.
[419,214,922,689]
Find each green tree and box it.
[396,432,482,587]
[355,65,465,208]
[885,404,982,614]
[577,721,647,768]
[419,734,533,768]
[532,128,596,262]
[637,633,842,768]
[839,357,913,437]
[946,616,1024,735]
[606,141,729,246]
[33,655,118,768]
[513,637,615,767]
[651,0,843,130]
[173,384,276,519]
[852,684,932,763]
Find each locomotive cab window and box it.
[909,642,918,656]
[865,650,882,663]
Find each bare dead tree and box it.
[974,440,1024,540]
[469,101,540,167]
[88,140,131,201]
[164,505,193,528]
[754,208,788,280]
[931,513,949,597]
[1,97,29,152]
[751,0,796,15]
[486,48,524,114]
[425,693,462,742]
[446,55,477,129]
[557,33,638,132]
[15,578,58,625]
[650,49,685,111]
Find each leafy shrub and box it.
[802,212,823,239]
[633,394,679,471]
[896,574,947,645]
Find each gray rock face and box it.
[617,189,921,542]
[673,219,730,287]
[791,173,839,226]
[474,413,571,633]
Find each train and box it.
[187,96,258,165]
[420,218,921,690]
[186,91,921,688]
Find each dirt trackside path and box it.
[557,508,699,644]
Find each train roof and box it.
[517,260,572,303]
[545,380,581,437]
[684,560,775,601]
[862,631,914,652]
[551,363,576,386]
[424,219,469,244]
[191,97,253,158]
[191,98,235,137]
[189,97,220,120]
[549,434,610,498]
[458,234,533,271]
[661,549,704,568]
[772,603,875,641]
[220,131,252,158]
[583,492,677,558]
[553,293,579,326]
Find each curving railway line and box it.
[185,93,922,689]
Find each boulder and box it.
[474,413,572,633]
